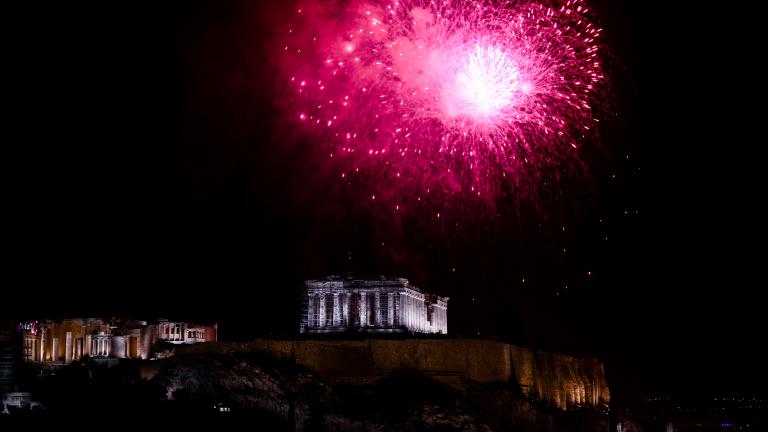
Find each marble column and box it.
[39,333,46,362]
[359,292,367,326]
[388,293,394,327]
[65,332,73,363]
[308,293,316,328]
[393,291,399,327]
[403,296,409,329]
[341,293,348,326]
[333,293,340,326]
[346,293,353,327]
[318,294,326,327]
[374,291,382,326]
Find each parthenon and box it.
[300,275,448,334]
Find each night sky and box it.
[5,0,764,406]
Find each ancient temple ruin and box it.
[300,275,448,334]
[19,318,217,364]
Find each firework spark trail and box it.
[277,0,605,216]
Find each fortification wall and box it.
[175,339,610,410]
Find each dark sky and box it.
[5,0,764,405]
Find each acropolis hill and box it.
[173,338,610,410]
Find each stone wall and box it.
[0,326,15,394]
[175,339,610,410]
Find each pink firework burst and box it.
[277,0,606,216]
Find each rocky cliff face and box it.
[152,352,611,431]
[152,353,320,428]
[173,339,610,411]
[509,345,611,410]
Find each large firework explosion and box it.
[276,0,606,219]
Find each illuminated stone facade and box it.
[20,318,217,363]
[174,339,611,410]
[300,275,449,334]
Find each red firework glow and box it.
[277,0,606,215]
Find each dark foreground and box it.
[2,351,614,431]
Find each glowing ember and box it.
[276,0,606,215]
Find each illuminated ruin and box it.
[19,318,217,363]
[300,275,448,334]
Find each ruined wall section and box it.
[176,339,610,410]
